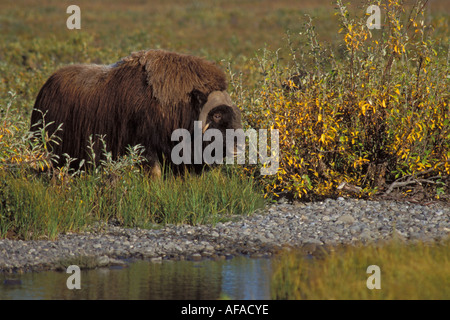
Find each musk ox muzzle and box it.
[29,49,243,176]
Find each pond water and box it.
[0,256,273,300]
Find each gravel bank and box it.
[1,198,449,273]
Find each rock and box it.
[109,258,127,267]
[360,229,375,241]
[392,229,408,241]
[301,238,323,254]
[97,256,110,267]
[210,231,220,238]
[303,238,323,246]
[337,214,356,224]
[150,257,162,263]
[189,253,202,261]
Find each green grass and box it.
[271,239,450,299]
[0,166,265,240]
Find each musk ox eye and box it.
[213,112,222,123]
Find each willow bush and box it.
[238,0,449,200]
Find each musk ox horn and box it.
[198,91,239,132]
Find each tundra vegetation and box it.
[1,0,448,300]
[0,1,448,236]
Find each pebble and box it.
[337,214,356,224]
[0,199,449,273]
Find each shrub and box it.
[0,91,55,173]
[239,0,449,200]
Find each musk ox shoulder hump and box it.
[116,49,228,107]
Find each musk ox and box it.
[30,49,242,176]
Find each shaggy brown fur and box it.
[30,49,239,172]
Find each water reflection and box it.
[221,258,271,300]
[0,257,272,300]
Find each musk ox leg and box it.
[150,162,162,179]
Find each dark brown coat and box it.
[30,49,239,172]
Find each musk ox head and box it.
[30,49,243,176]
[199,91,242,134]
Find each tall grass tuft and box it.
[0,162,265,240]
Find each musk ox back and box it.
[30,49,242,175]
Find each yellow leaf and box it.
[320,134,326,144]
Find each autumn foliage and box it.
[241,0,449,200]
